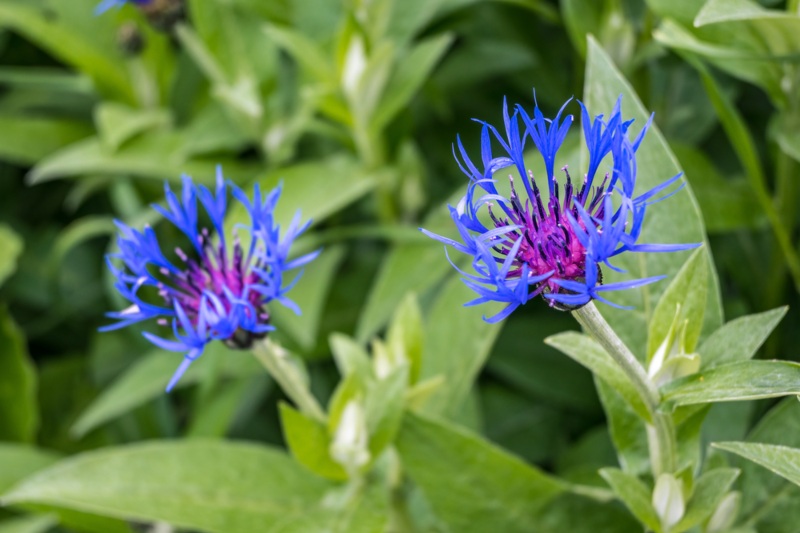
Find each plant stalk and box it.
[573,302,677,475]
[252,339,326,422]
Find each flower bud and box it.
[330,400,371,476]
[706,491,741,532]
[652,473,685,532]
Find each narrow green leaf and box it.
[396,411,565,533]
[598,468,661,532]
[372,34,453,130]
[2,441,332,533]
[0,224,23,288]
[71,345,260,438]
[583,36,722,357]
[662,360,800,408]
[0,2,133,100]
[673,468,739,533]
[699,307,787,369]
[695,0,800,60]
[546,331,650,421]
[0,306,38,442]
[95,104,171,152]
[0,445,59,494]
[279,403,347,481]
[28,135,256,186]
[648,248,707,357]
[714,442,800,488]
[265,24,334,83]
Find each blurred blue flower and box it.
[102,168,319,391]
[422,95,698,322]
[95,0,151,15]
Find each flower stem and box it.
[573,302,676,475]
[252,338,327,422]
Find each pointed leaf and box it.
[713,442,800,489]
[661,360,800,408]
[2,441,332,533]
[699,307,787,369]
[396,411,565,533]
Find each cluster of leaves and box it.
[0,0,799,532]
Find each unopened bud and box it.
[330,400,370,476]
[652,473,685,532]
[706,491,740,532]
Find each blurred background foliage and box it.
[0,0,799,531]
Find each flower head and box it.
[102,167,319,391]
[421,95,698,322]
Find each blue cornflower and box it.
[421,95,698,322]
[95,0,151,15]
[102,167,319,391]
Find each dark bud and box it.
[139,0,186,33]
[540,265,603,312]
[117,22,146,57]
[223,328,269,350]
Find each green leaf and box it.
[329,333,373,383]
[28,135,256,186]
[713,442,800,489]
[583,36,722,357]
[417,275,503,419]
[598,468,661,532]
[95,103,171,152]
[396,411,565,533]
[672,467,739,533]
[224,156,379,243]
[661,360,800,408]
[0,515,57,533]
[270,246,346,353]
[0,445,59,494]
[0,306,38,442]
[546,331,650,421]
[279,402,347,481]
[695,0,800,60]
[596,378,649,475]
[386,293,423,384]
[648,247,708,358]
[265,24,334,83]
[0,224,23,288]
[699,307,787,369]
[70,345,260,438]
[371,34,453,131]
[355,189,462,343]
[187,376,269,438]
[0,1,133,100]
[0,115,91,165]
[733,398,800,530]
[2,440,333,533]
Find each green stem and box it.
[573,303,677,475]
[251,339,326,422]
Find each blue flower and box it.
[421,95,699,322]
[95,0,151,15]
[102,167,320,391]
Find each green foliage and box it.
[2,0,800,530]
